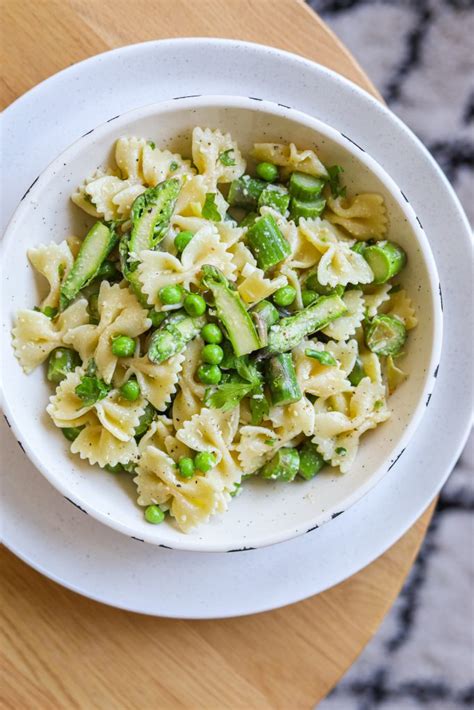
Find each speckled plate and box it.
[1,39,472,617]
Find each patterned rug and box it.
[305,1,474,707]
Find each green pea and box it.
[256,162,279,182]
[159,284,183,305]
[195,451,216,472]
[47,347,81,384]
[201,343,224,365]
[301,289,318,307]
[184,293,207,317]
[120,378,141,401]
[273,285,296,307]
[61,426,83,442]
[174,230,194,252]
[148,309,166,328]
[197,363,222,385]
[178,457,195,478]
[145,505,165,524]
[111,335,136,358]
[201,323,223,344]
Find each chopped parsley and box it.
[205,355,266,417]
[147,140,156,150]
[327,165,347,198]
[202,193,222,222]
[75,359,111,406]
[205,381,254,411]
[335,447,347,456]
[169,160,179,172]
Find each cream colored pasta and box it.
[192,127,246,184]
[13,299,89,373]
[138,224,235,307]
[325,193,388,238]
[252,142,328,178]
[63,282,151,383]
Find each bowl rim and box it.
[1,94,443,552]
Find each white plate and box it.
[1,39,472,618]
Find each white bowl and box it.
[0,96,443,552]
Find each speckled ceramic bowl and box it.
[0,96,442,551]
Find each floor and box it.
[305,1,474,708]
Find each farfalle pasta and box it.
[13,127,417,532]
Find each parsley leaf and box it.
[202,193,222,221]
[218,149,236,166]
[327,165,347,198]
[235,356,262,386]
[75,359,110,406]
[205,381,254,411]
[169,160,179,172]
[305,348,337,366]
[205,356,265,413]
[147,140,156,150]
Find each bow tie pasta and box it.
[12,126,417,532]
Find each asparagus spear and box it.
[129,179,181,254]
[298,441,325,480]
[362,241,407,284]
[201,266,260,357]
[260,447,300,482]
[121,179,181,305]
[228,175,266,209]
[251,299,280,346]
[365,314,407,356]
[266,293,347,354]
[119,234,149,306]
[246,214,291,271]
[148,312,205,363]
[60,221,117,310]
[257,185,290,214]
[265,353,302,405]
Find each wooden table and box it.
[0,1,435,707]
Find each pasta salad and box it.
[13,128,417,532]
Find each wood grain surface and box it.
[0,0,435,707]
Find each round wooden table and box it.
[0,1,435,706]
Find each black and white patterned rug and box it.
[305,1,474,707]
